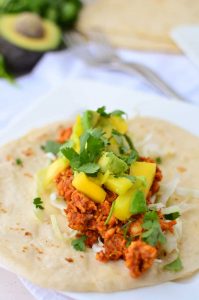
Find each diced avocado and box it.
[104,176,132,195]
[98,152,128,176]
[82,110,100,130]
[72,172,106,203]
[130,162,156,195]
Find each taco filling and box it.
[34,107,184,278]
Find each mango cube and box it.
[44,157,69,188]
[113,188,136,221]
[72,172,106,203]
[130,161,156,195]
[104,176,132,195]
[110,116,128,134]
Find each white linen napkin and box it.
[1,48,199,133]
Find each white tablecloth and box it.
[1,48,199,132]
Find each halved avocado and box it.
[0,13,61,74]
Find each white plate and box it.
[1,79,199,300]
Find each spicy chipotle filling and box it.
[35,107,183,278]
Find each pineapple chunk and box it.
[110,116,128,134]
[70,115,83,153]
[104,176,132,195]
[113,188,136,221]
[44,157,69,188]
[130,162,156,195]
[72,172,106,203]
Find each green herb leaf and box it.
[123,175,137,183]
[0,54,15,83]
[61,128,107,175]
[97,106,110,118]
[126,237,133,247]
[78,163,100,174]
[15,158,23,166]
[105,201,116,225]
[164,212,180,220]
[122,220,133,239]
[142,211,166,246]
[42,140,61,155]
[61,147,80,169]
[71,235,87,251]
[33,197,44,210]
[163,257,183,272]
[130,190,148,215]
[156,157,162,164]
[121,149,139,165]
[111,110,126,117]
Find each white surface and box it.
[0,268,34,300]
[172,26,199,69]
[1,78,199,300]
[1,46,199,134]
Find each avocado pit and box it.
[15,13,45,39]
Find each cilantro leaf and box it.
[15,158,23,166]
[142,211,166,246]
[78,163,100,174]
[121,220,133,239]
[33,197,44,210]
[111,110,126,117]
[126,237,133,247]
[156,157,162,164]
[0,54,15,83]
[97,106,110,117]
[71,235,87,251]
[130,190,147,215]
[97,107,126,118]
[61,147,80,169]
[105,201,116,225]
[42,140,61,155]
[163,257,183,272]
[164,212,180,220]
[61,129,107,175]
[121,149,139,165]
[111,129,139,165]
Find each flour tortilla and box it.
[0,117,199,292]
[78,0,199,53]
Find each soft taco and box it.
[0,107,199,292]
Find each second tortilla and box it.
[78,0,199,53]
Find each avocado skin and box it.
[0,36,43,75]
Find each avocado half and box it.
[0,13,61,74]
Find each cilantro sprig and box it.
[112,129,139,165]
[61,128,108,175]
[41,140,61,155]
[33,197,44,210]
[130,190,147,215]
[142,211,166,246]
[15,158,23,166]
[71,235,87,251]
[97,106,126,118]
[104,201,116,225]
